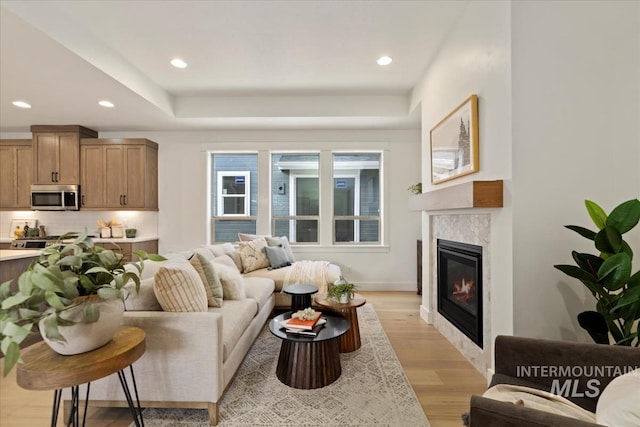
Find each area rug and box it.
[134,304,430,426]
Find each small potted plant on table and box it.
[328,279,357,303]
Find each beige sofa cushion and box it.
[123,277,162,311]
[153,258,208,312]
[244,277,275,312]
[213,299,258,361]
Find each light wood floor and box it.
[0,291,487,426]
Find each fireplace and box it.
[437,239,483,348]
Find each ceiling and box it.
[0,1,468,133]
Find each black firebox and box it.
[437,239,483,348]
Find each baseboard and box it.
[356,282,418,292]
[420,304,433,324]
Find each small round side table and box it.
[314,293,366,352]
[16,326,146,427]
[283,284,319,312]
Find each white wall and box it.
[94,129,422,290]
[511,0,640,341]
[410,0,514,355]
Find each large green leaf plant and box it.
[554,199,640,346]
[0,231,165,375]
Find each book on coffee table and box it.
[282,319,327,337]
[282,312,324,330]
[281,317,326,332]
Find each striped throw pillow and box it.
[153,258,208,312]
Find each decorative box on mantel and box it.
[408,180,503,212]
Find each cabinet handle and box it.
[55,172,59,182]
[119,195,124,205]
[82,195,85,206]
[123,194,127,205]
[51,171,55,182]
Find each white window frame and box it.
[289,170,319,241]
[216,171,250,217]
[333,171,361,242]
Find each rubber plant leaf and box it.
[571,251,603,276]
[594,226,623,254]
[577,311,609,344]
[565,225,596,241]
[597,253,632,291]
[585,200,607,230]
[606,199,640,234]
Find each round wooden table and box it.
[16,326,146,427]
[269,312,349,389]
[283,284,319,312]
[314,293,366,352]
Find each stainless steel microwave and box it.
[31,184,80,211]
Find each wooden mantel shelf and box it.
[408,180,503,211]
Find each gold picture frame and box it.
[430,94,479,185]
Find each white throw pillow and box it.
[153,258,208,312]
[213,262,246,300]
[596,368,640,426]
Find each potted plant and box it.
[328,278,357,303]
[0,231,165,375]
[554,198,640,346]
[408,182,422,195]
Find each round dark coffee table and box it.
[269,312,349,389]
[283,284,318,312]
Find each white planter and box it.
[39,298,124,355]
[339,293,350,304]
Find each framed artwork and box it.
[430,94,479,185]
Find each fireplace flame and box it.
[452,278,475,304]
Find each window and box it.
[333,153,380,244]
[209,150,384,246]
[217,171,250,216]
[211,154,257,242]
[271,153,319,243]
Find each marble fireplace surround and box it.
[430,214,491,375]
[411,180,503,377]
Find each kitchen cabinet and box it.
[80,138,158,210]
[31,125,98,185]
[98,239,158,263]
[0,140,32,210]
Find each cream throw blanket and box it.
[282,260,330,293]
[482,384,597,423]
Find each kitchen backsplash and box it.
[0,211,158,240]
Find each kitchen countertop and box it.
[0,236,158,244]
[0,249,42,261]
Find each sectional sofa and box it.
[68,239,341,426]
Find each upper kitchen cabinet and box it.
[80,139,158,210]
[31,125,98,185]
[0,140,32,210]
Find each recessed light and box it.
[377,56,392,66]
[98,100,115,108]
[170,58,188,68]
[12,101,31,109]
